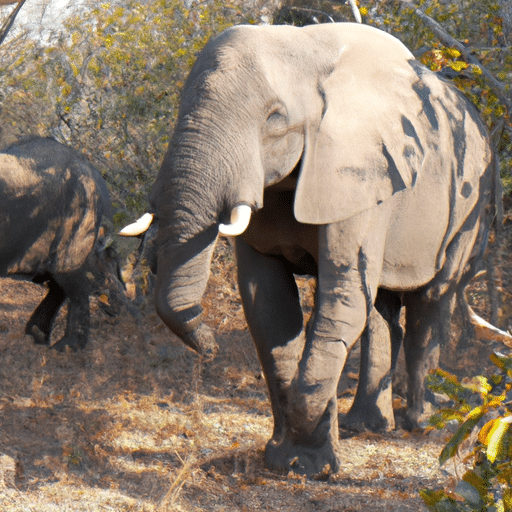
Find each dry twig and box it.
[0,0,27,45]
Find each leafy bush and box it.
[420,353,512,511]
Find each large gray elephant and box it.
[123,23,495,476]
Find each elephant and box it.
[122,23,495,476]
[0,137,126,351]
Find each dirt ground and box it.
[1,234,511,511]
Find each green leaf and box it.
[462,469,488,498]
[503,488,512,512]
[419,488,448,507]
[439,410,483,465]
[490,353,512,376]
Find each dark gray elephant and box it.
[123,23,495,475]
[0,137,125,351]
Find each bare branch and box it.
[0,0,27,45]
[397,0,512,115]
[468,304,512,348]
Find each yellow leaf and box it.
[467,406,483,420]
[486,417,512,463]
[464,376,491,395]
[471,65,483,76]
[446,48,461,58]
[479,418,500,445]
[99,294,110,305]
[449,61,468,72]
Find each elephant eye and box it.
[265,107,287,134]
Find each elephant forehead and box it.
[191,24,419,122]
[214,23,414,87]
[310,22,414,62]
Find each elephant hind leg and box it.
[51,272,91,352]
[402,288,455,430]
[344,289,403,432]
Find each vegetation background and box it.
[0,0,511,510]
[0,0,510,230]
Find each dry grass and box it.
[0,237,509,511]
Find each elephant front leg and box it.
[281,284,365,476]
[344,289,403,432]
[235,239,306,452]
[279,335,347,476]
[52,273,91,352]
[281,222,385,476]
[236,238,350,477]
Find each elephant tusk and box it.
[118,212,154,237]
[218,204,252,236]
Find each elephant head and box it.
[130,23,438,353]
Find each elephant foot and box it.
[264,436,340,478]
[52,335,87,353]
[343,389,395,432]
[402,401,434,431]
[342,405,395,433]
[26,324,50,346]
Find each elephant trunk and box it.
[154,222,219,359]
[149,110,262,359]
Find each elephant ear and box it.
[294,27,428,225]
